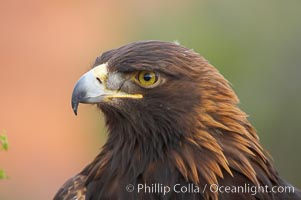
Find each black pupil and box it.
[143,73,152,81]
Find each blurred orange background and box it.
[0,1,129,199]
[1,1,300,199]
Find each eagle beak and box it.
[71,64,108,115]
[71,63,143,115]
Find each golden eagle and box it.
[54,41,301,200]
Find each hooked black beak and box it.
[71,64,107,115]
[71,63,143,115]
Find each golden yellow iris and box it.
[135,71,158,87]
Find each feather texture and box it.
[54,41,301,200]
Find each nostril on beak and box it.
[96,77,102,84]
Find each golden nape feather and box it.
[54,41,301,200]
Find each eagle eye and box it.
[134,71,159,88]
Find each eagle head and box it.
[71,41,215,145]
[67,41,287,200]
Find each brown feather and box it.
[54,41,301,200]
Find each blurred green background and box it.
[0,0,300,199]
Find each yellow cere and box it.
[92,63,108,82]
